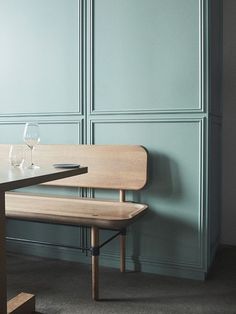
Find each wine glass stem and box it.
[30,147,33,167]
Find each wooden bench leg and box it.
[91,226,99,301]
[120,229,126,273]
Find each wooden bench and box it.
[2,144,148,300]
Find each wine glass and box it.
[23,122,40,169]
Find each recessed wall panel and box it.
[0,0,80,114]
[38,122,81,144]
[92,0,201,113]
[91,119,203,266]
[0,122,81,144]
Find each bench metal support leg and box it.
[120,229,126,273]
[91,226,99,301]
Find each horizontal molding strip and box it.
[88,112,209,122]
[0,112,85,118]
[6,238,206,280]
[90,108,206,116]
[0,119,83,125]
[89,117,205,124]
[100,247,203,270]
[88,0,206,115]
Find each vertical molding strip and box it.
[89,0,94,117]
[78,0,83,116]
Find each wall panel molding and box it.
[89,117,206,270]
[0,0,83,116]
[88,0,207,115]
[7,237,206,280]
[0,119,84,144]
[0,111,84,119]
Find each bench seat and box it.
[5,192,148,230]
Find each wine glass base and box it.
[27,165,40,169]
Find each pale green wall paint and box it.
[0,122,82,144]
[93,0,200,112]
[91,120,203,266]
[0,0,79,114]
[1,0,221,280]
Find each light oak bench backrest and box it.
[0,145,147,190]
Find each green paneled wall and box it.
[0,0,80,114]
[1,0,221,280]
[91,120,203,268]
[92,0,200,113]
[0,121,82,144]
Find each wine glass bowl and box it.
[23,122,40,169]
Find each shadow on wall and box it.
[131,152,197,272]
[221,0,236,245]
[131,212,197,273]
[133,152,183,202]
[150,152,183,199]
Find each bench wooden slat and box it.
[6,192,148,229]
[0,145,148,190]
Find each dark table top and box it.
[0,164,88,192]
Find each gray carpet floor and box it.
[7,246,236,314]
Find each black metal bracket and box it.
[91,246,100,256]
[99,228,126,250]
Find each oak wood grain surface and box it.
[6,192,148,229]
[0,144,147,190]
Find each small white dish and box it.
[53,163,80,169]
